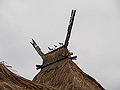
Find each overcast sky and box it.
[0,0,120,90]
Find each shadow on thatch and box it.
[33,47,105,90]
[0,62,57,90]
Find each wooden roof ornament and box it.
[30,38,45,59]
[31,10,105,90]
[30,10,77,70]
[64,10,76,48]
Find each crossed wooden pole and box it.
[30,10,76,69]
[64,10,76,48]
[30,38,45,58]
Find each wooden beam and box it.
[64,10,76,48]
[36,52,77,70]
[30,38,45,58]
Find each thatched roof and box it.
[0,62,56,90]
[33,47,105,90]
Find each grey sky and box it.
[0,0,120,90]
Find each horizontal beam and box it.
[36,53,77,69]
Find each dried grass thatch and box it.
[0,62,57,90]
[33,47,105,90]
[43,46,69,64]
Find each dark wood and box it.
[30,38,45,58]
[64,10,76,48]
[36,53,77,69]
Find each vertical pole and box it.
[64,10,76,48]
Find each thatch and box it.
[43,46,69,64]
[33,47,105,90]
[0,62,57,90]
